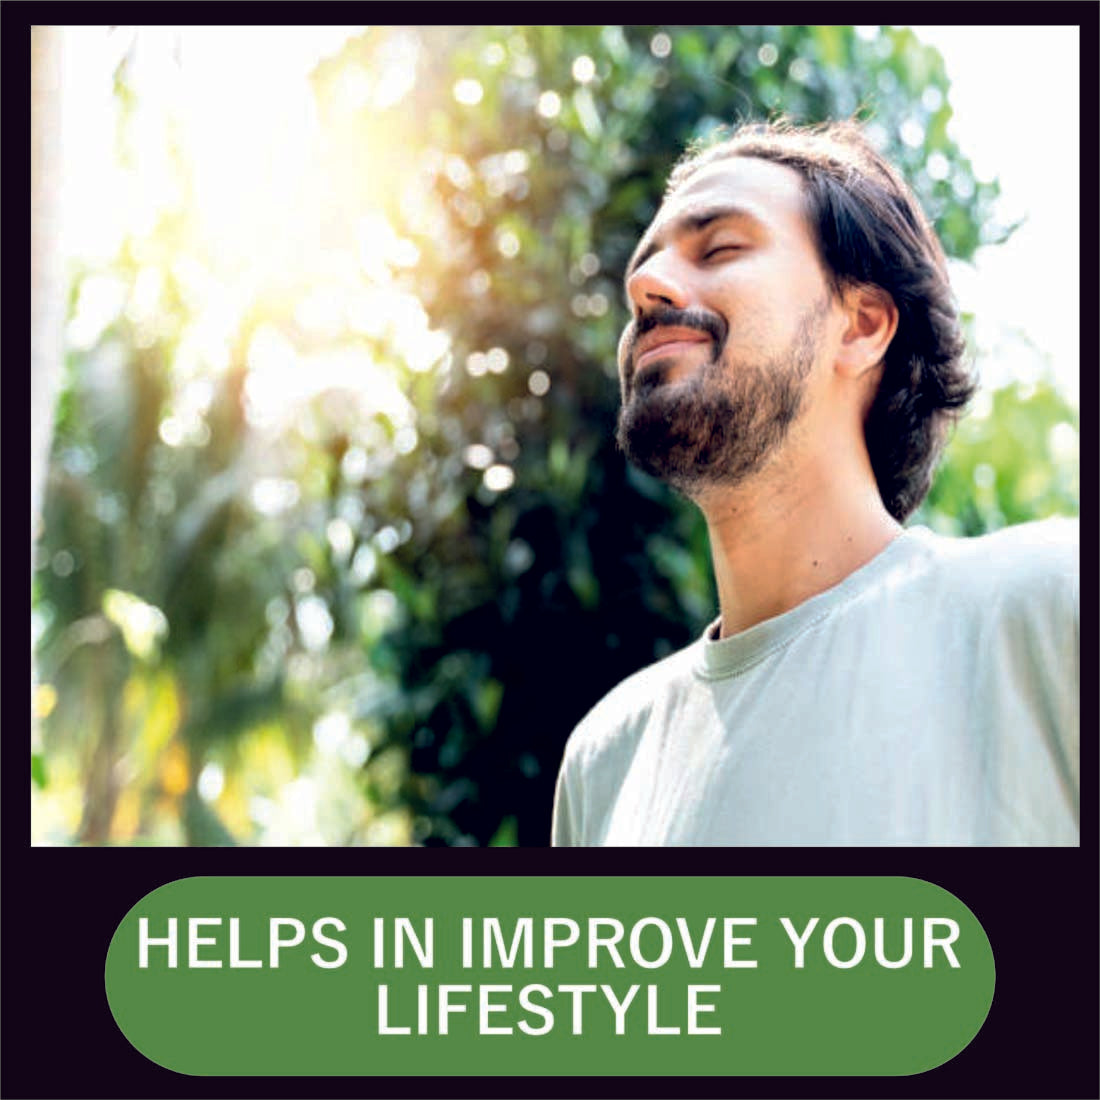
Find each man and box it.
[551,120,1078,847]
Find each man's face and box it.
[615,155,838,496]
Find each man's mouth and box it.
[633,327,713,375]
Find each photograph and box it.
[13,18,1096,1100]
[30,24,1079,849]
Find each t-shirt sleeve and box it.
[1046,523,1079,807]
[994,517,1079,829]
[1029,519,1078,805]
[550,745,582,846]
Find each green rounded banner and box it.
[105,876,994,1076]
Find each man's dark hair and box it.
[667,119,975,521]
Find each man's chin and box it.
[631,358,700,396]
[615,391,708,491]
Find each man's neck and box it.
[697,458,901,639]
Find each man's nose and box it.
[626,252,691,312]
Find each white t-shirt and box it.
[552,519,1079,846]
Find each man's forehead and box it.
[653,154,807,231]
[624,155,810,281]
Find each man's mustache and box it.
[625,307,728,376]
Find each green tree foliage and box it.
[916,377,1079,536]
[33,26,1076,846]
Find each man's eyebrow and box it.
[624,203,762,282]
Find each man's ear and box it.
[835,284,899,378]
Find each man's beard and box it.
[615,299,829,497]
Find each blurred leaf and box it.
[102,589,167,662]
[32,753,48,790]
[183,788,237,847]
[488,816,518,847]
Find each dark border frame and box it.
[7,8,1097,1099]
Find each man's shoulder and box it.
[906,517,1078,635]
[562,636,701,762]
[912,516,1077,592]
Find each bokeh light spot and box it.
[464,443,494,470]
[453,78,484,106]
[572,55,596,83]
[483,464,515,492]
[650,33,672,58]
[537,90,562,118]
